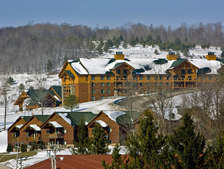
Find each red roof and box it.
[25,154,126,169]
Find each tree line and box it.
[0,22,224,74]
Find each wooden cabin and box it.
[41,112,96,146]
[87,110,142,145]
[19,115,50,145]
[59,52,223,104]
[14,86,62,111]
[8,116,32,146]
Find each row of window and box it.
[91,75,111,80]
[92,89,111,94]
[92,83,111,87]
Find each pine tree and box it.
[73,120,89,154]
[169,112,207,169]
[102,144,127,169]
[207,132,224,168]
[90,123,109,154]
[64,94,78,112]
[46,59,53,73]
[126,109,166,168]
[154,49,159,55]
[221,51,224,58]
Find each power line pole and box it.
[15,143,20,169]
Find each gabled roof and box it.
[116,111,143,125]
[21,115,50,130]
[49,85,62,101]
[8,116,32,131]
[169,59,187,69]
[55,112,97,127]
[26,89,49,105]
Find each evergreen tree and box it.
[7,77,14,84]
[123,41,128,49]
[18,83,25,94]
[6,143,13,152]
[104,39,113,52]
[154,49,159,55]
[126,109,166,168]
[46,59,53,73]
[102,144,127,169]
[207,132,224,168]
[169,112,207,169]
[73,120,90,154]
[90,123,109,154]
[64,94,78,112]
[221,50,224,58]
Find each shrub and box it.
[21,144,27,152]
[6,143,13,152]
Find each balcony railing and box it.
[47,133,64,139]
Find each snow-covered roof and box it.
[69,57,223,75]
[49,121,63,128]
[189,59,223,74]
[103,111,126,122]
[54,95,60,101]
[29,124,41,131]
[15,124,23,129]
[58,113,71,125]
[95,120,108,127]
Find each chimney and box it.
[114,51,124,60]
[166,51,177,60]
[206,52,216,60]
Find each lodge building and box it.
[59,52,224,104]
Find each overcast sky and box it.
[0,0,223,28]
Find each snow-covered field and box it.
[0,45,222,167]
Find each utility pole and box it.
[15,143,20,169]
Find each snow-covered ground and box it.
[0,45,222,167]
[100,44,222,59]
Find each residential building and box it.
[59,52,223,104]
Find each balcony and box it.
[47,133,64,139]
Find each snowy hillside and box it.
[100,44,222,59]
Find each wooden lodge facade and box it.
[14,86,62,111]
[59,52,224,104]
[8,112,96,147]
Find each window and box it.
[64,129,67,134]
[147,82,150,87]
[139,83,143,87]
[91,76,95,80]
[116,70,120,74]
[160,76,163,80]
[139,76,143,80]
[101,76,104,80]
[123,69,127,74]
[107,83,111,87]
[167,83,170,86]
[167,76,170,80]
[101,83,104,87]
[92,96,95,101]
[182,69,185,74]
[107,89,111,94]
[91,83,95,87]
[107,76,110,80]
[147,76,150,80]
[188,70,192,74]
[154,76,158,80]
[101,89,105,94]
[92,89,95,94]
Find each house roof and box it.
[116,111,143,125]
[8,116,32,131]
[65,70,75,78]
[49,85,62,99]
[21,115,50,131]
[68,57,223,75]
[55,112,97,127]
[24,155,127,169]
[26,89,49,105]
